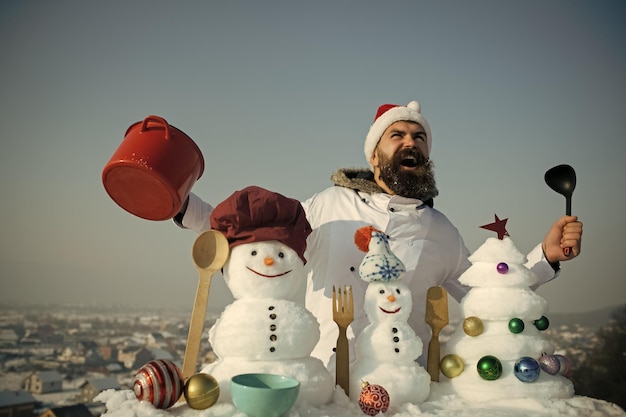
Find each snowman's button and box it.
[393,336,400,343]
[268,306,275,311]
[350,266,355,272]
[269,313,277,320]
[270,347,276,353]
[394,348,400,353]
[270,324,277,331]
[270,334,277,341]
[392,327,398,333]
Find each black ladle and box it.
[544,164,576,256]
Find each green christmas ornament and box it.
[477,355,502,381]
[508,318,525,334]
[534,315,550,331]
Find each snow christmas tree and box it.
[440,215,574,401]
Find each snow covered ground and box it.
[97,384,626,417]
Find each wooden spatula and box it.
[425,286,449,382]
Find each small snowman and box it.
[349,226,431,407]
[201,186,334,407]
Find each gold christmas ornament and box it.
[183,373,220,409]
[462,316,484,337]
[440,354,464,378]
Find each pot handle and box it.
[141,115,170,140]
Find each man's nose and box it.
[401,134,418,148]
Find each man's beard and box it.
[377,148,439,201]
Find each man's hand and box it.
[542,215,583,263]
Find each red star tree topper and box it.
[479,214,510,240]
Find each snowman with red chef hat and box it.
[201,186,333,407]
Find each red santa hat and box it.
[209,186,312,264]
[364,100,432,170]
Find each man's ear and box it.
[370,148,379,168]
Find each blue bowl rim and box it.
[231,373,300,390]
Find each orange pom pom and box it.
[354,226,376,252]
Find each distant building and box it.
[97,346,117,362]
[58,341,104,366]
[117,346,175,370]
[146,332,164,347]
[0,329,19,347]
[0,390,37,417]
[39,404,92,417]
[57,346,77,363]
[104,363,123,374]
[76,378,120,404]
[76,341,99,357]
[118,347,152,370]
[23,371,62,394]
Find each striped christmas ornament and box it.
[133,359,184,409]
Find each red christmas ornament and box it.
[358,381,390,416]
[133,359,184,409]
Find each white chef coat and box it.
[180,187,557,368]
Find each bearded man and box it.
[174,100,583,369]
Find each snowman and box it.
[200,186,334,406]
[349,226,431,407]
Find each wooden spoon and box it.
[181,230,230,382]
[425,286,449,382]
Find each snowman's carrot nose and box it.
[264,257,274,266]
[387,294,395,302]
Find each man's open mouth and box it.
[401,156,418,167]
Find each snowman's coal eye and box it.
[379,289,385,294]
[251,250,257,256]
[278,252,284,258]
[396,288,401,294]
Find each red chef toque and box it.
[209,186,312,264]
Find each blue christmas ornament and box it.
[514,357,540,382]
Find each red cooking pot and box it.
[102,115,204,221]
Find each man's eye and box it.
[379,289,385,294]
[251,250,257,256]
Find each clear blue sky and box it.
[1,0,624,314]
